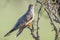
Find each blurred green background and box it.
[0,0,55,40]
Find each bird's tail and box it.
[16,29,24,37]
[4,27,17,37]
[4,21,20,37]
[16,26,26,37]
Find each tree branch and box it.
[44,6,59,40]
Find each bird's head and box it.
[28,4,34,11]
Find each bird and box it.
[4,4,35,37]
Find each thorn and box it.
[38,27,39,29]
[59,28,60,32]
[14,35,18,38]
[52,29,54,31]
[50,22,53,25]
[35,3,37,6]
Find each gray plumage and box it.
[4,4,34,37]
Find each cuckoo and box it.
[4,4,35,37]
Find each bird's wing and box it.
[15,11,34,37]
[22,11,33,25]
[17,11,33,28]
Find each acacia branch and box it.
[30,0,42,40]
[44,7,59,40]
[31,6,41,40]
[34,0,60,40]
[36,5,42,40]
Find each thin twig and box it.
[30,0,42,40]
[44,7,59,40]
